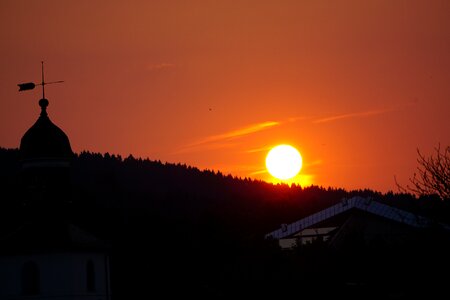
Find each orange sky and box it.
[1,0,449,192]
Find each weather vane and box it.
[18,61,64,99]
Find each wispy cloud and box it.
[313,108,393,124]
[190,121,279,146]
[303,160,323,167]
[174,121,280,154]
[248,169,268,176]
[249,169,316,187]
[245,146,273,153]
[147,63,176,71]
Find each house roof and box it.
[265,196,450,240]
[0,221,109,255]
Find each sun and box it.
[266,144,303,180]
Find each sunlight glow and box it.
[266,145,303,180]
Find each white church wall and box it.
[0,252,111,300]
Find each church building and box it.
[0,91,111,300]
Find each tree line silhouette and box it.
[1,147,449,298]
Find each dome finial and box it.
[39,98,49,116]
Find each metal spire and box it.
[41,61,45,99]
[18,61,64,97]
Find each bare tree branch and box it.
[396,144,450,201]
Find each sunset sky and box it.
[1,0,449,192]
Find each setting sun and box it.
[266,145,303,180]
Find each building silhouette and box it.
[0,97,111,300]
[266,196,450,250]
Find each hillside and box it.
[1,147,449,298]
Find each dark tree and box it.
[397,144,450,201]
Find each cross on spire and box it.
[18,61,64,99]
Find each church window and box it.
[87,259,96,292]
[21,261,40,295]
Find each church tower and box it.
[19,97,73,212]
[0,63,111,300]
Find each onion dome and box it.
[20,98,72,165]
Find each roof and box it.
[265,196,450,240]
[0,221,109,255]
[19,99,72,162]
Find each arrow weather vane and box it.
[18,61,64,99]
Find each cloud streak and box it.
[147,63,176,71]
[245,146,273,153]
[193,121,279,145]
[174,121,280,154]
[313,108,393,124]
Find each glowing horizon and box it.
[1,0,449,192]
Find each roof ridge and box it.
[265,196,449,240]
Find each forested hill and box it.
[1,147,448,238]
[2,146,450,297]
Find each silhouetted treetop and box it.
[2,147,448,229]
[397,144,450,202]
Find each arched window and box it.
[21,261,40,295]
[86,260,96,292]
